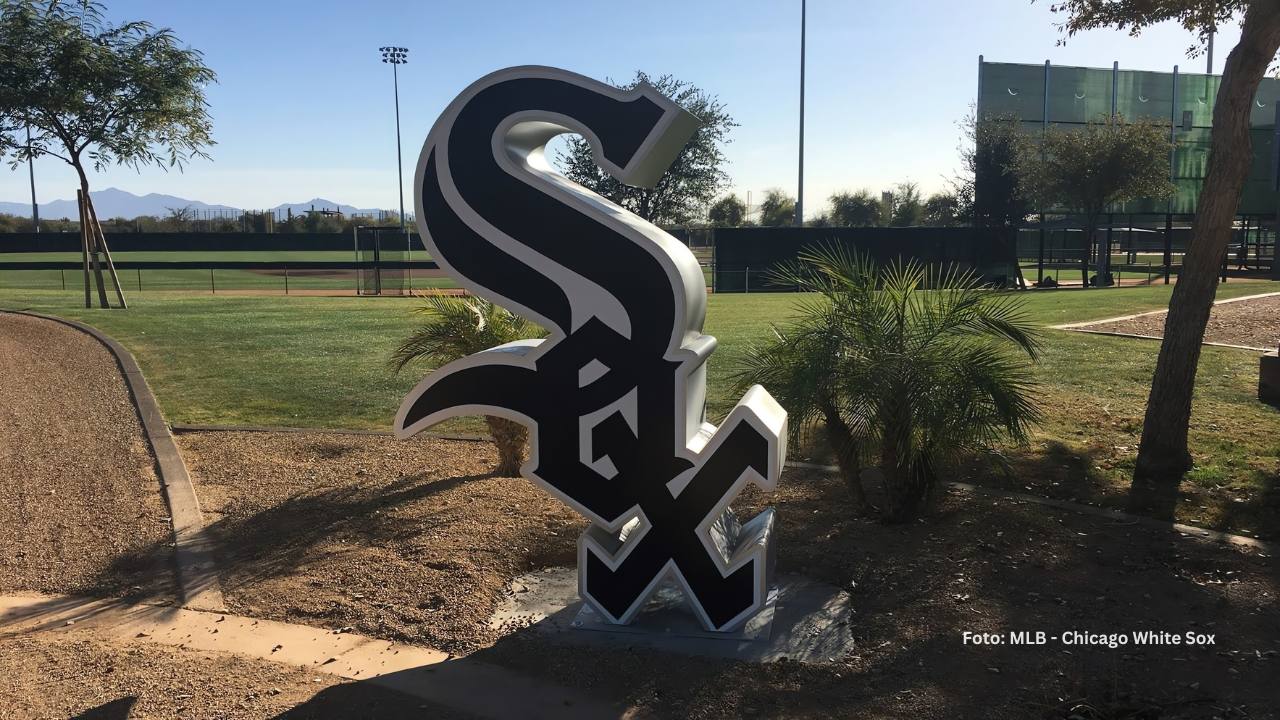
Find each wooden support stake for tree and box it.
[79,189,109,308]
[84,192,128,309]
[77,190,90,309]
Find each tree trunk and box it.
[72,163,127,309]
[1081,214,1099,288]
[818,399,867,511]
[878,441,931,523]
[485,415,527,477]
[1133,3,1280,511]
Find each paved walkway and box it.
[0,593,617,719]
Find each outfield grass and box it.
[2,280,1277,535]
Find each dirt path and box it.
[0,313,175,601]
[1075,293,1280,349]
[0,635,438,719]
[174,429,581,656]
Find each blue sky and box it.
[2,0,1240,217]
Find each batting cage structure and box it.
[354,225,410,296]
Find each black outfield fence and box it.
[712,227,1021,293]
[0,231,423,253]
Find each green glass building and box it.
[979,59,1279,282]
[978,58,1280,216]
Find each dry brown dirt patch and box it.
[175,430,582,656]
[1080,294,1280,349]
[177,428,1280,718]
[0,313,174,601]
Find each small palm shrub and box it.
[733,247,1041,522]
[391,295,544,476]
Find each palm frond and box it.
[391,294,544,373]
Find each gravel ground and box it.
[1082,293,1280,349]
[180,429,1280,718]
[176,430,582,656]
[0,313,175,601]
[0,635,459,719]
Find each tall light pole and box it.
[795,0,806,227]
[26,125,38,233]
[1206,27,1215,74]
[380,46,409,234]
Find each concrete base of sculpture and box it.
[1260,351,1280,408]
[489,568,853,663]
[571,579,778,642]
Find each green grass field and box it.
[1,280,1277,536]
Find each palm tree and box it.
[733,246,1041,522]
[391,295,544,476]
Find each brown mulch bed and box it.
[1081,294,1280,349]
[0,635,451,719]
[0,314,175,601]
[179,429,1280,719]
[175,430,582,656]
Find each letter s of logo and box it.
[396,66,786,632]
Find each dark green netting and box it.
[978,61,1280,216]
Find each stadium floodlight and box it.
[378,45,409,238]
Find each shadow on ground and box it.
[214,469,1280,717]
[38,450,1280,718]
[73,697,137,720]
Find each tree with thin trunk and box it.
[828,189,883,227]
[0,0,215,306]
[708,194,748,227]
[391,296,546,477]
[758,188,797,227]
[1016,114,1174,288]
[1048,0,1280,513]
[955,112,1035,233]
[557,71,735,226]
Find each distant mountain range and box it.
[0,187,391,220]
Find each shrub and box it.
[391,295,543,476]
[733,246,1041,521]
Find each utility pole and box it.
[795,0,806,227]
[26,126,38,233]
[1206,27,1215,74]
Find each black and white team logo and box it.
[395,66,787,632]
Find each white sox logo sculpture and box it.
[395,66,787,632]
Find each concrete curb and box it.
[0,310,226,612]
[0,593,621,720]
[784,460,1274,554]
[1050,328,1271,352]
[1049,290,1280,330]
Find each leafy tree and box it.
[708,194,747,227]
[828,189,882,227]
[391,296,545,476]
[886,182,924,227]
[0,0,215,303]
[164,206,194,231]
[1016,114,1173,288]
[557,72,736,225]
[758,188,796,227]
[1049,0,1280,501]
[733,246,1041,521]
[956,113,1035,229]
[922,192,961,226]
